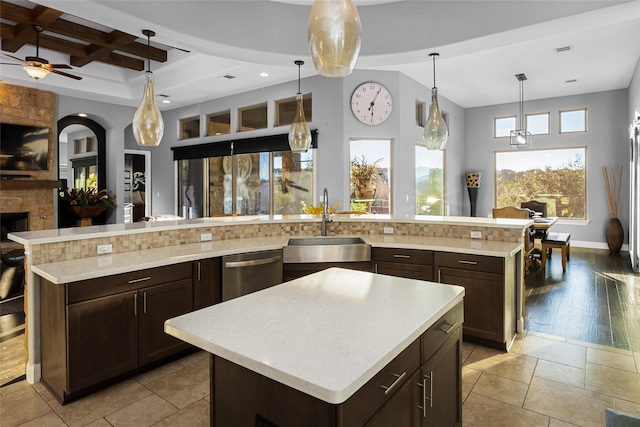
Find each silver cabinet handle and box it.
[437,270,441,283]
[143,291,147,314]
[225,256,281,268]
[128,276,151,284]
[393,254,411,259]
[197,261,201,281]
[440,322,458,335]
[458,260,477,265]
[417,377,426,418]
[425,371,433,408]
[374,263,378,274]
[134,293,138,316]
[381,371,406,395]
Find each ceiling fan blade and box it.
[2,53,25,63]
[51,64,73,69]
[51,69,82,80]
[0,63,22,66]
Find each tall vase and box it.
[605,217,624,253]
[465,172,481,217]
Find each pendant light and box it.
[132,29,164,147]
[288,60,312,153]
[423,53,448,150]
[307,0,361,77]
[510,73,532,149]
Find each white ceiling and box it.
[1,0,639,111]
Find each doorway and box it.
[124,150,151,223]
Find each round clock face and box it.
[351,82,393,126]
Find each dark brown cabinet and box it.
[435,252,516,350]
[373,248,433,281]
[41,263,194,403]
[210,301,463,427]
[193,257,221,309]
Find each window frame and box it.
[525,112,550,135]
[179,116,200,140]
[494,116,516,138]
[415,143,445,216]
[238,102,268,132]
[275,93,312,127]
[559,108,588,134]
[349,137,393,215]
[206,110,231,136]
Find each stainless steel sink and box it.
[283,236,371,263]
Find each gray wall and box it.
[630,57,640,123]
[464,89,629,247]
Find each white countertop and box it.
[8,214,532,246]
[31,235,522,284]
[164,267,465,404]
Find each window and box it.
[239,103,267,132]
[180,116,200,140]
[495,116,516,138]
[495,147,586,219]
[206,110,231,136]
[350,139,391,214]
[275,94,312,126]
[416,100,426,127]
[526,112,550,135]
[415,145,444,215]
[273,150,314,214]
[560,108,587,133]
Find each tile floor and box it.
[2,330,640,426]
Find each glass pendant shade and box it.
[23,65,49,80]
[424,87,449,150]
[289,93,312,152]
[510,129,533,149]
[133,71,164,147]
[307,0,361,77]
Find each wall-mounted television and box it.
[0,123,51,172]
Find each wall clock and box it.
[350,82,393,126]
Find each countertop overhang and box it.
[31,234,523,284]
[164,267,465,404]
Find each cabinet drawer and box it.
[68,263,192,303]
[375,262,433,281]
[339,339,420,427]
[435,252,503,274]
[373,247,433,265]
[421,301,463,364]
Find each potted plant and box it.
[350,155,381,201]
[60,187,117,226]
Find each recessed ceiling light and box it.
[162,99,171,104]
[260,72,269,77]
[77,113,87,117]
[555,45,573,53]
[157,94,171,103]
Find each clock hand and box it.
[368,87,383,110]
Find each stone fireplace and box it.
[0,83,57,241]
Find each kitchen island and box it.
[165,267,465,426]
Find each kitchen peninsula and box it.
[165,267,465,426]
[9,214,528,395]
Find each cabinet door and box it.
[67,290,138,393]
[193,258,221,310]
[364,370,420,427]
[437,267,503,343]
[139,279,193,365]
[375,262,433,281]
[419,328,462,427]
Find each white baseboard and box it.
[571,240,629,252]
[26,362,40,384]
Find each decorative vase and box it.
[465,172,481,217]
[69,205,107,227]
[605,217,624,253]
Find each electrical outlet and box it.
[200,233,212,242]
[383,227,394,234]
[97,244,112,255]
[470,231,482,239]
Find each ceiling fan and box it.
[1,24,82,80]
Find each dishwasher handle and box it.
[224,256,282,268]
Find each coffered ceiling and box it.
[1,0,639,110]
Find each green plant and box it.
[350,155,381,187]
[60,188,117,208]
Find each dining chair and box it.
[520,200,548,218]
[492,206,535,274]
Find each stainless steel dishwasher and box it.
[221,249,283,301]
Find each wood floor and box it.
[525,247,640,352]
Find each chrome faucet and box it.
[321,187,331,236]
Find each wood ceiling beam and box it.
[70,31,138,67]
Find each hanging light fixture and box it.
[132,29,164,147]
[307,0,361,77]
[423,53,448,150]
[288,60,312,153]
[510,73,532,149]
